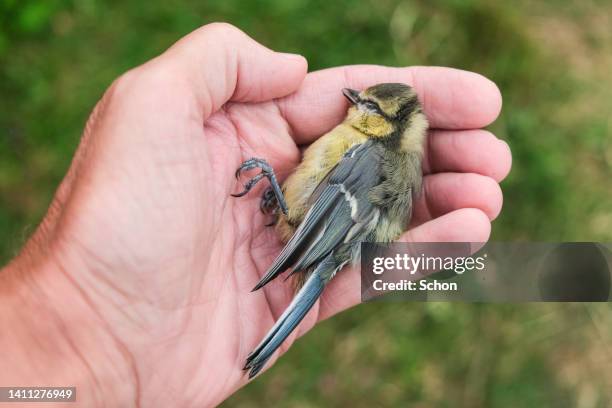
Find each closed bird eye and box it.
[361,101,382,115]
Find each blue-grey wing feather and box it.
[252,140,384,290]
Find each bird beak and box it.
[342,88,360,105]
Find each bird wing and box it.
[252,140,384,291]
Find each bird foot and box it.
[232,158,288,216]
[260,187,281,226]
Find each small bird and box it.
[232,83,429,378]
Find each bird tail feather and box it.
[244,256,338,378]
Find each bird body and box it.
[233,83,428,378]
[277,122,368,241]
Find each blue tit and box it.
[232,83,429,378]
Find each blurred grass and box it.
[1,0,612,406]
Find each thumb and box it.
[155,22,308,118]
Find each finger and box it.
[402,207,492,243]
[411,173,503,225]
[121,23,307,119]
[423,130,512,182]
[278,66,502,143]
[317,208,491,321]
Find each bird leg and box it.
[232,158,289,216]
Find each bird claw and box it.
[232,158,289,217]
[231,172,265,197]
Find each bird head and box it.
[342,83,425,140]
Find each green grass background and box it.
[1,0,611,406]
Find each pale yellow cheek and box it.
[365,115,394,138]
[346,107,361,124]
[346,110,393,137]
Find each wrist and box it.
[0,250,137,406]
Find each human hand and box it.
[0,23,510,407]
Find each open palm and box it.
[34,24,510,407]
